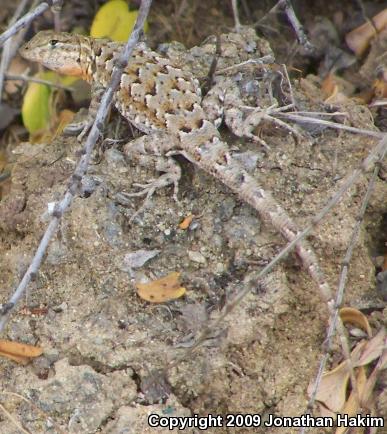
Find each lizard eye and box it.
[49,39,59,47]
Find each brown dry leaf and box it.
[53,109,75,138]
[317,402,335,418]
[356,327,386,367]
[5,57,27,94]
[340,307,372,337]
[312,342,366,412]
[19,305,49,316]
[362,363,381,408]
[361,337,387,407]
[322,74,354,104]
[373,78,387,98]
[312,361,350,412]
[0,339,43,365]
[322,74,338,99]
[178,214,194,230]
[346,8,387,56]
[379,348,387,369]
[136,272,186,303]
[335,367,367,434]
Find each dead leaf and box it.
[335,367,367,434]
[340,307,372,337]
[136,272,186,303]
[0,339,43,365]
[19,305,49,316]
[53,109,75,138]
[179,214,194,230]
[378,348,387,370]
[373,78,387,98]
[5,57,27,94]
[356,328,386,367]
[311,361,350,412]
[361,337,387,407]
[322,74,354,104]
[311,343,366,412]
[322,74,338,99]
[346,8,387,56]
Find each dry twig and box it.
[169,131,387,374]
[0,0,153,332]
[0,0,30,101]
[231,0,242,31]
[0,1,61,47]
[301,154,383,433]
[4,72,73,90]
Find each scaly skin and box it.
[20,30,332,303]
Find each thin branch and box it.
[0,0,153,332]
[0,2,53,47]
[356,0,378,37]
[276,112,384,138]
[169,132,387,367]
[257,0,313,51]
[231,0,241,31]
[214,55,275,74]
[5,73,73,90]
[0,0,30,100]
[279,0,314,51]
[0,402,30,434]
[300,159,381,433]
[51,0,63,32]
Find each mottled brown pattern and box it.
[19,31,332,305]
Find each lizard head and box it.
[19,30,92,78]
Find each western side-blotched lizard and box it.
[19,30,331,303]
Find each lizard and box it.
[19,30,332,308]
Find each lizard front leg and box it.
[121,134,181,221]
[64,84,106,141]
[203,77,301,150]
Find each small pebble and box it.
[188,250,206,264]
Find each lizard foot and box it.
[117,156,181,222]
[63,114,95,142]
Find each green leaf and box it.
[21,72,55,135]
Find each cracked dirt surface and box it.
[0,27,386,434]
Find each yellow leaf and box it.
[90,0,148,42]
[21,72,55,135]
[136,272,186,303]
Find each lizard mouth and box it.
[19,43,35,61]
[20,44,83,76]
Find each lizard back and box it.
[20,31,211,137]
